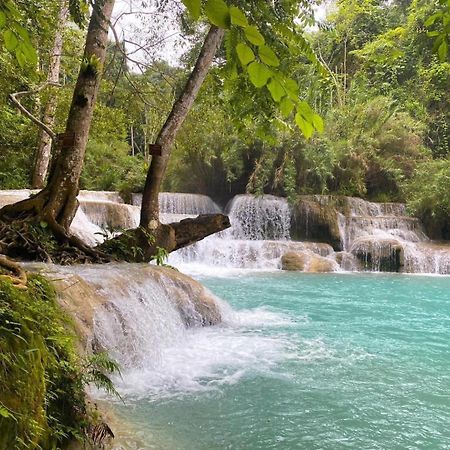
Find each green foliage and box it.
[153,247,169,266]
[0,275,119,449]
[0,1,37,67]
[425,0,450,61]
[403,157,450,222]
[81,140,146,193]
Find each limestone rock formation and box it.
[350,237,404,272]
[290,196,344,250]
[281,251,338,273]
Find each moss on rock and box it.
[0,275,89,449]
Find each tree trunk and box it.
[140,25,225,229]
[96,213,230,262]
[1,0,115,233]
[32,0,68,189]
[171,214,230,251]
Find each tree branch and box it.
[9,82,60,141]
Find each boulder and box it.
[281,251,338,273]
[350,237,404,272]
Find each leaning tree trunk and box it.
[32,0,68,189]
[97,26,230,262]
[1,0,115,232]
[140,25,225,229]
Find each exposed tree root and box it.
[0,214,111,265]
[0,254,28,289]
[1,194,230,265]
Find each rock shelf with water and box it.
[2,190,450,274]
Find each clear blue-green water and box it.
[113,273,450,449]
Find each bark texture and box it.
[32,0,68,189]
[171,214,231,251]
[1,0,115,232]
[97,214,231,263]
[140,25,225,228]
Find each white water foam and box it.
[90,278,298,399]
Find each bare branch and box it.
[9,82,60,141]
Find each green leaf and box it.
[39,221,48,229]
[298,100,315,122]
[312,113,324,133]
[258,45,280,67]
[182,0,201,19]
[438,39,448,61]
[236,42,255,66]
[3,29,18,51]
[295,112,314,139]
[14,24,31,43]
[230,6,248,27]
[0,11,6,29]
[267,78,285,102]
[247,61,272,88]
[284,78,299,100]
[280,97,294,117]
[0,406,14,420]
[424,13,441,27]
[205,0,231,29]
[16,42,37,64]
[427,30,440,37]
[245,26,265,46]
[15,48,26,67]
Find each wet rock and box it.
[281,251,338,273]
[350,237,404,272]
[290,196,344,250]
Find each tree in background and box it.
[32,0,68,188]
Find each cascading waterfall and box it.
[295,195,450,273]
[168,194,335,271]
[340,198,450,273]
[226,195,291,240]
[51,263,293,400]
[0,189,449,273]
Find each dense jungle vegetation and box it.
[0,0,449,220]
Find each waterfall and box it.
[293,195,450,273]
[132,192,221,215]
[169,194,339,272]
[1,189,449,274]
[226,195,291,240]
[51,264,221,368]
[49,263,292,399]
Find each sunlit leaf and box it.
[245,26,265,46]
[3,29,18,51]
[230,6,248,27]
[312,113,324,133]
[181,0,201,19]
[295,112,314,138]
[205,0,231,29]
[258,45,280,67]
[247,61,272,88]
[236,43,255,66]
[267,78,285,102]
[279,97,295,117]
